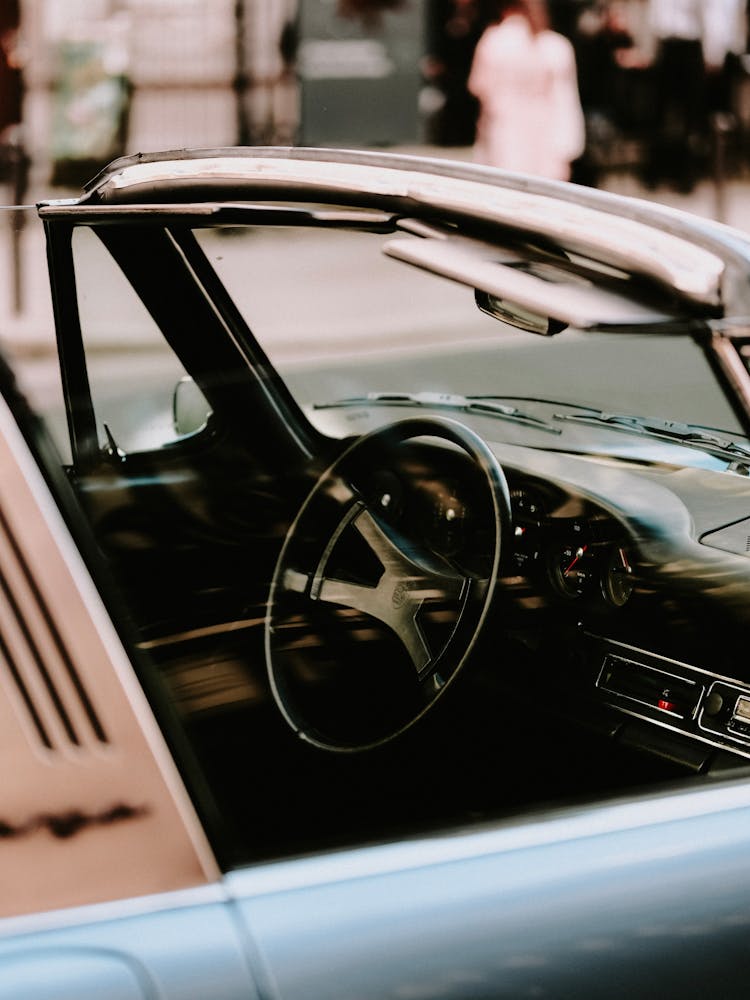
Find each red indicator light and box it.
[658,692,676,712]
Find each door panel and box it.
[228,783,750,999]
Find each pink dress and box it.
[468,14,585,180]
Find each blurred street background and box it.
[3,0,750,357]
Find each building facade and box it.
[18,0,431,187]
[20,0,732,191]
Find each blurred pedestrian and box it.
[423,0,483,146]
[703,0,747,117]
[644,0,712,192]
[0,0,21,139]
[0,0,24,207]
[572,1,634,186]
[467,0,585,180]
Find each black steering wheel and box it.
[265,416,511,750]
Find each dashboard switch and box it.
[658,692,677,712]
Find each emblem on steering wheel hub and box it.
[391,582,408,609]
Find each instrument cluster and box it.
[361,448,637,611]
[509,485,635,609]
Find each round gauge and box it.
[549,542,594,599]
[601,546,634,607]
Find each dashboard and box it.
[362,431,750,771]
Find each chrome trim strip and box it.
[40,203,219,218]
[0,883,227,940]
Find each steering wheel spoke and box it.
[313,504,471,674]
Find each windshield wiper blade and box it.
[313,391,560,432]
[555,410,750,461]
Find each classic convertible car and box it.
[3,147,750,997]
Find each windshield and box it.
[192,224,742,447]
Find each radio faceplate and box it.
[597,654,704,722]
[589,637,750,761]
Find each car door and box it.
[225,777,750,1000]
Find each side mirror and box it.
[172,376,211,437]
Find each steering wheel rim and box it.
[265,416,511,751]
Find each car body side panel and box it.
[0,951,147,1000]
[229,781,750,999]
[0,889,259,1000]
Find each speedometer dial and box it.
[601,546,634,607]
[549,542,595,599]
